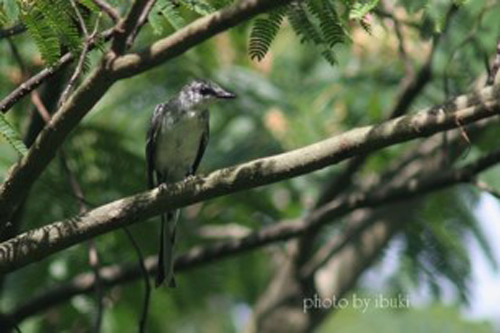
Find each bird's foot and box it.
[184,174,197,182]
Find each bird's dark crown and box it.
[181,79,236,100]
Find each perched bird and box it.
[146,79,236,287]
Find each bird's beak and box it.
[215,88,236,99]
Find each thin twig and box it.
[59,151,104,333]
[486,39,500,86]
[373,8,420,30]
[6,37,52,122]
[126,0,158,49]
[381,0,412,76]
[30,92,51,123]
[123,228,151,333]
[88,240,104,333]
[111,0,157,54]
[58,5,102,108]
[0,28,114,115]
[92,0,121,23]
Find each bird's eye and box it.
[199,87,212,96]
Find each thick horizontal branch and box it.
[1,85,500,274]
[0,0,292,232]
[5,146,500,325]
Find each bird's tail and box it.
[156,210,178,288]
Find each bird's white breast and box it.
[155,111,205,182]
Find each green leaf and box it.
[350,0,380,20]
[249,8,286,61]
[181,0,215,16]
[160,0,186,30]
[78,0,101,13]
[0,113,28,157]
[150,0,186,32]
[0,0,19,25]
[21,7,61,65]
[38,0,82,53]
[148,9,165,35]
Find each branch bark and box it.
[111,0,156,54]
[1,85,500,274]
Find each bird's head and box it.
[178,79,236,110]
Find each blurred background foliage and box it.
[1,0,500,332]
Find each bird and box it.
[146,79,236,287]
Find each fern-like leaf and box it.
[21,7,61,65]
[148,7,165,35]
[149,0,185,33]
[0,0,19,26]
[350,0,379,20]
[0,7,8,26]
[287,1,323,45]
[319,0,345,47]
[19,0,90,65]
[38,0,81,53]
[181,0,215,15]
[287,1,337,65]
[78,0,101,13]
[249,8,286,61]
[0,113,28,156]
[161,0,186,30]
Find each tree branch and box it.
[0,0,292,233]
[315,2,455,207]
[111,0,157,54]
[123,228,151,333]
[58,8,101,108]
[109,0,290,78]
[4,145,500,326]
[1,85,500,274]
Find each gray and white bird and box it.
[146,79,236,287]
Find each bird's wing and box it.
[146,103,165,188]
[190,110,210,175]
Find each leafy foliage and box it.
[391,189,492,302]
[149,0,186,32]
[0,112,28,156]
[249,0,379,66]
[17,0,92,65]
[181,0,215,16]
[148,0,216,34]
[0,0,19,26]
[249,8,287,61]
